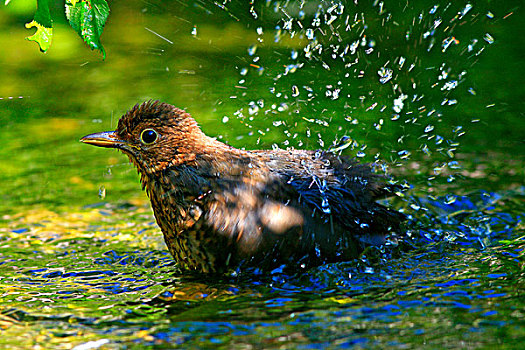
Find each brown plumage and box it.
[81,101,405,273]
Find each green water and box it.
[1,1,523,349]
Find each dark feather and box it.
[82,101,407,273]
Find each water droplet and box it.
[330,136,352,153]
[315,244,322,257]
[98,186,106,199]
[468,39,478,52]
[291,85,299,97]
[393,94,408,113]
[448,161,460,169]
[374,118,383,130]
[378,67,393,84]
[398,56,406,69]
[483,33,494,44]
[321,197,331,214]
[410,203,421,210]
[444,195,457,205]
[398,150,411,159]
[274,26,282,43]
[306,28,314,40]
[460,4,473,18]
[442,36,459,52]
[191,26,197,37]
[424,125,434,133]
[441,80,458,91]
[248,45,257,56]
[283,19,293,30]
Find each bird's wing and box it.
[256,149,405,236]
[198,179,304,259]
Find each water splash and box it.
[231,1,496,194]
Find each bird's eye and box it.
[140,129,159,145]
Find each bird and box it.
[81,100,405,273]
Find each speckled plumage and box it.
[81,101,405,273]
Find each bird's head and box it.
[81,100,203,174]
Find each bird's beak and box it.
[80,131,125,149]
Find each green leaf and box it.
[25,0,53,52]
[65,0,110,59]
